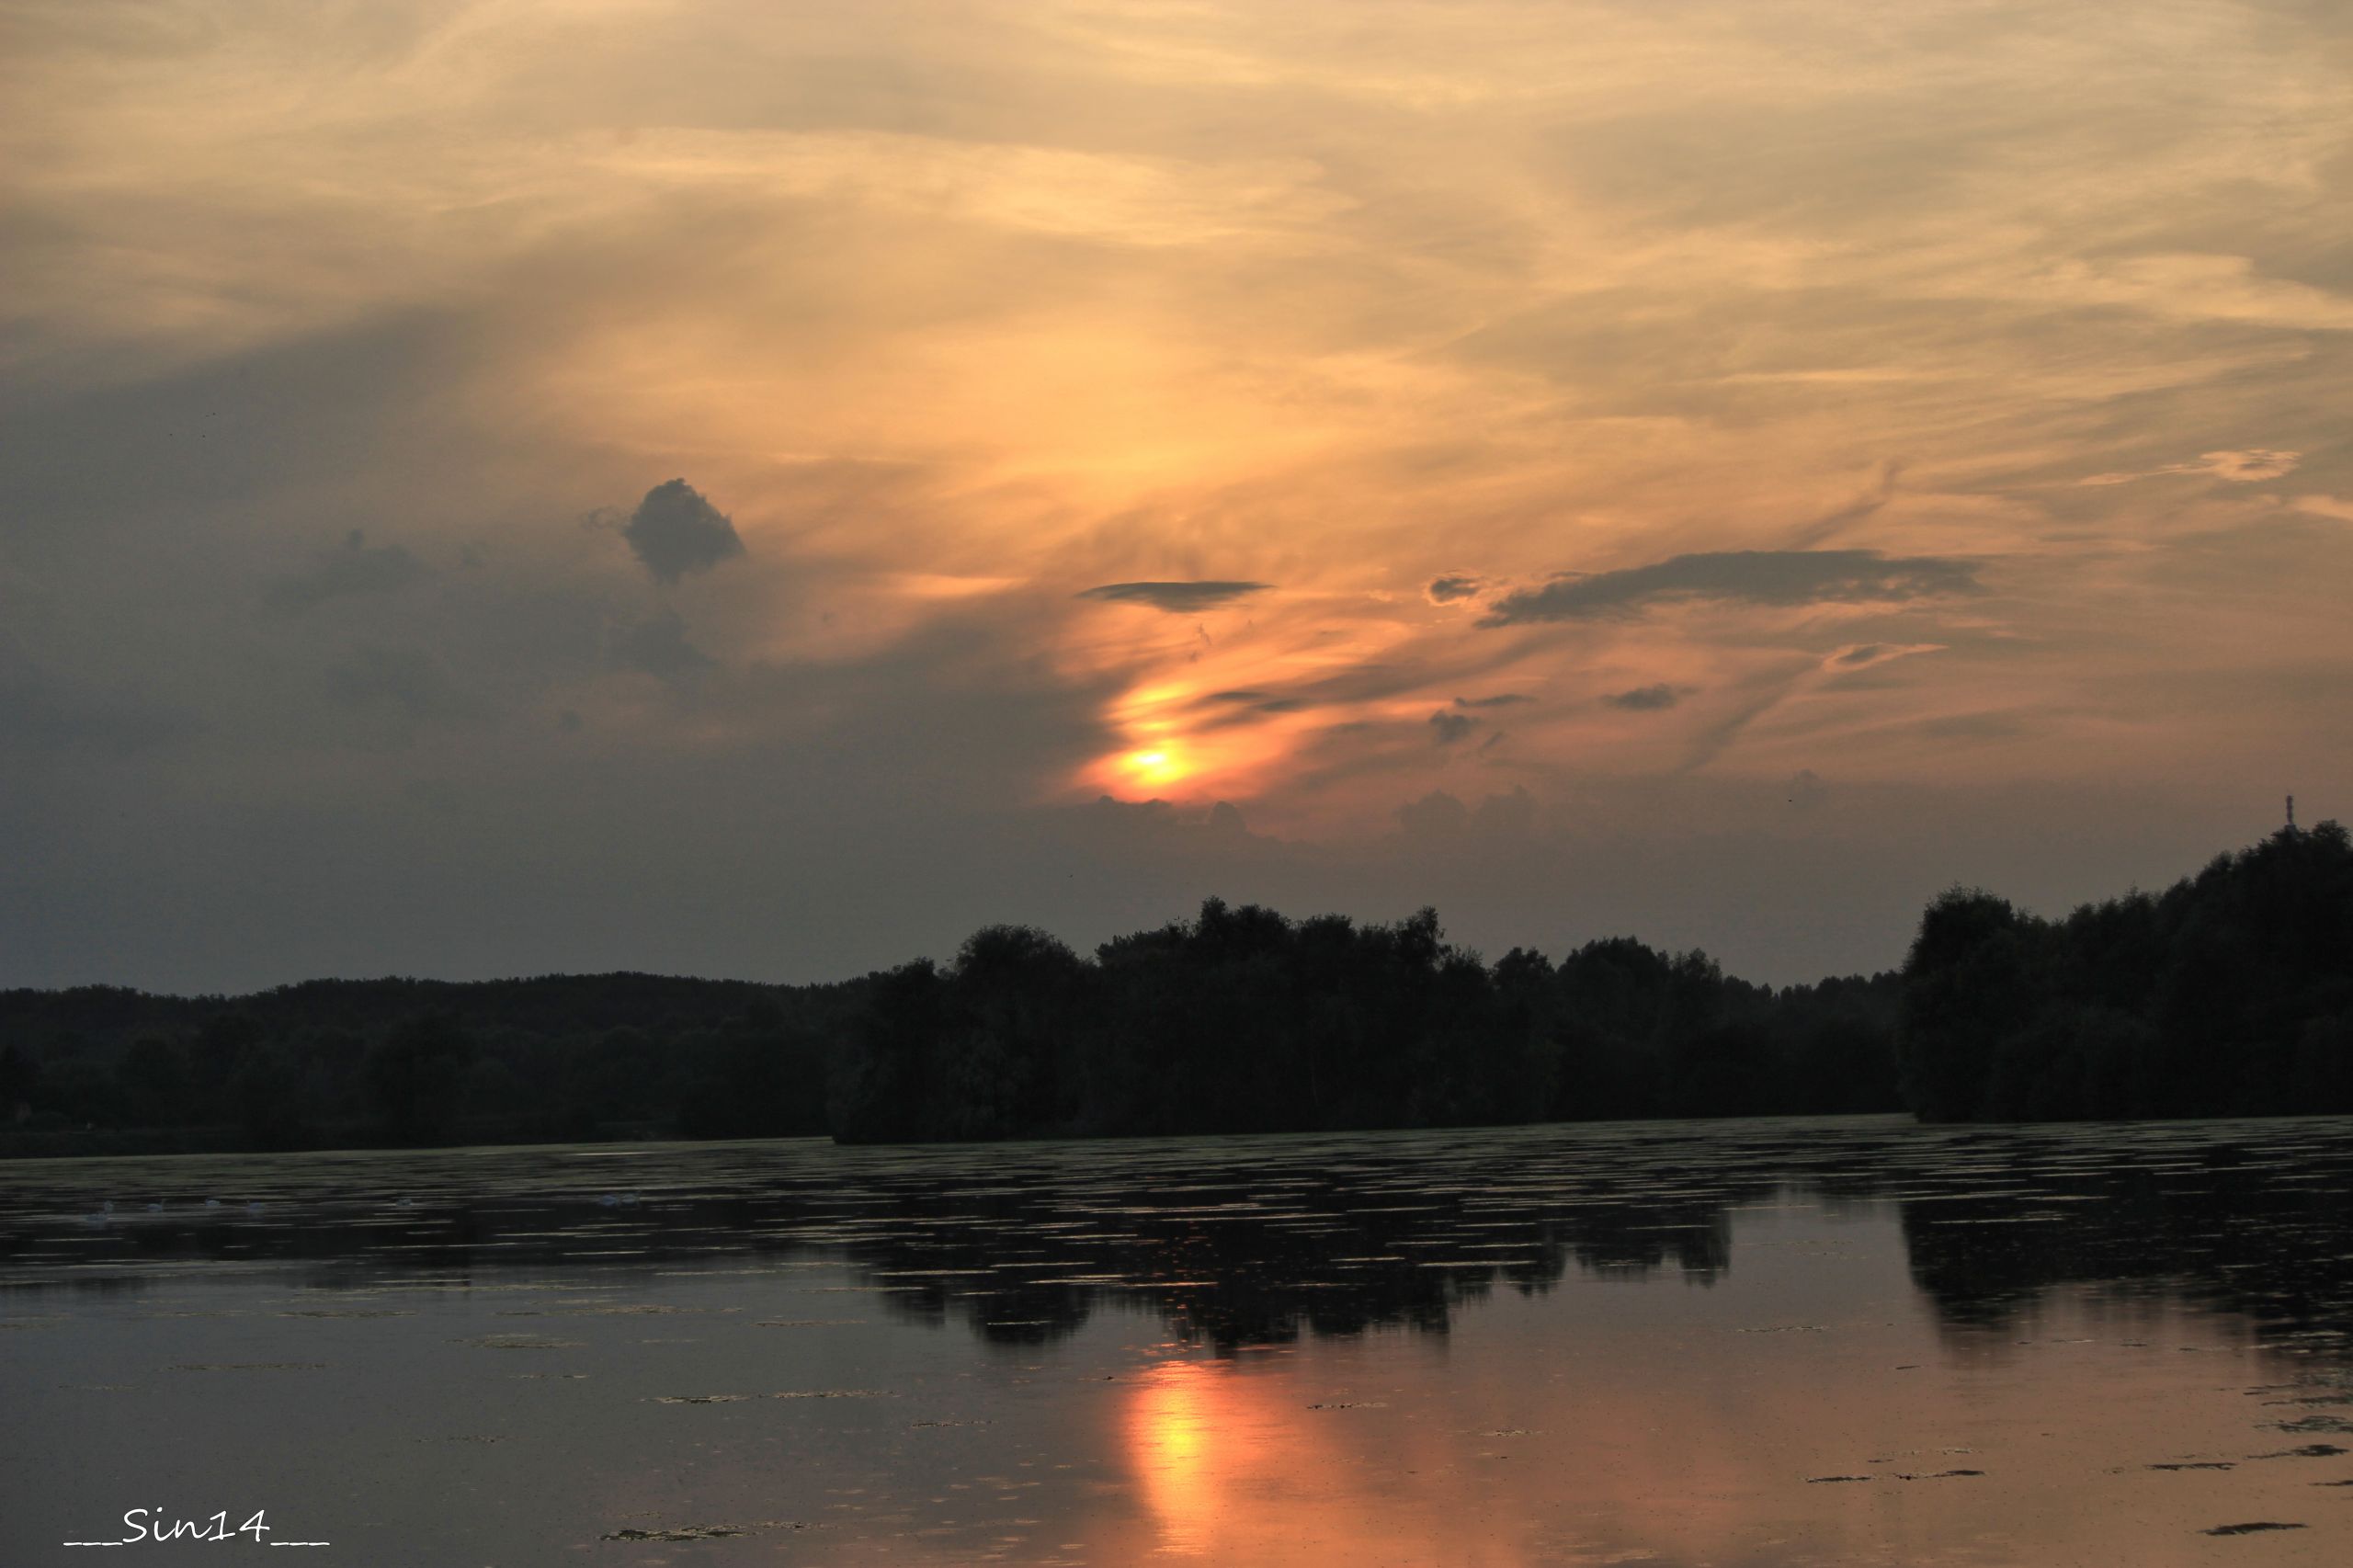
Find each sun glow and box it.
[1079,699,1305,803]
[1126,746,1187,787]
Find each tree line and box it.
[825,904,1899,1142]
[1896,821,2353,1120]
[0,973,840,1153]
[2,821,2344,1153]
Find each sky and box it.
[3,0,2349,994]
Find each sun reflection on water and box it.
[1126,1359,1226,1554]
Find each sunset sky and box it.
[5,0,2348,991]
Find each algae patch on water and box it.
[2201,1522,2306,1536]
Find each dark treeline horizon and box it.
[3,822,2347,1155]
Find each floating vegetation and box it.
[600,1525,750,1542]
[453,1335,585,1351]
[2201,1522,2307,1536]
[754,1319,866,1328]
[11,1116,2353,1366]
[2267,1415,2353,1434]
[500,1303,702,1317]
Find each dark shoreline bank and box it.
[5,822,2346,1156]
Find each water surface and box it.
[6,1116,2351,1564]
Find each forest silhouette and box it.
[2,822,2346,1155]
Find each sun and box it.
[1123,746,1188,788]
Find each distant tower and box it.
[2287,795,2297,833]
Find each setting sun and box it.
[1124,747,1188,788]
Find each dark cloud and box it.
[324,644,484,722]
[1603,683,1684,711]
[1479,550,1982,625]
[1396,789,1471,837]
[1073,794,1258,847]
[1392,787,1532,847]
[1475,784,1535,836]
[1429,709,1479,744]
[1832,644,1885,666]
[1427,574,1483,604]
[1453,693,1533,709]
[1082,794,1181,831]
[624,478,745,583]
[264,529,430,616]
[1075,580,1270,612]
[611,608,715,684]
[0,631,197,750]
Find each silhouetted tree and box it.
[2,1040,43,1120]
[1894,824,2353,1122]
[1896,890,2043,1120]
[364,1014,475,1142]
[232,1042,312,1150]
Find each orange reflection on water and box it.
[1119,1354,1449,1564]
[1124,1360,1228,1554]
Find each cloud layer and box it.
[1,0,2347,991]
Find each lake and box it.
[5,1115,2350,1564]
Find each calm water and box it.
[5,1116,2352,1565]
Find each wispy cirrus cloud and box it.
[2078,449,2301,486]
[1479,551,1983,626]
